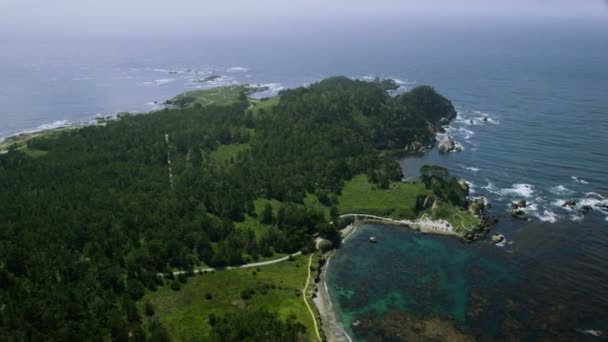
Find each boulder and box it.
[491,234,505,244]
[438,136,456,153]
[511,209,528,220]
[581,205,593,214]
[562,200,577,208]
[517,199,527,208]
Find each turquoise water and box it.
[327,222,608,340]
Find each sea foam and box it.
[550,185,574,195]
[500,183,535,198]
[535,210,559,223]
[227,66,249,72]
[571,176,590,184]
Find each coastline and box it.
[313,225,358,342]
[313,213,492,341]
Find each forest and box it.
[0,77,458,340]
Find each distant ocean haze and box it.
[1,18,608,339]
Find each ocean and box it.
[1,17,608,340]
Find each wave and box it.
[482,181,503,197]
[500,183,535,198]
[227,66,249,72]
[549,185,574,195]
[534,210,559,223]
[571,176,590,184]
[570,213,584,222]
[29,120,72,132]
[143,78,177,86]
[585,192,605,199]
[457,127,475,140]
[458,163,480,173]
[258,83,284,93]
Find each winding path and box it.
[166,251,302,277]
[339,213,455,233]
[303,254,323,342]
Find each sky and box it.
[1,0,607,37]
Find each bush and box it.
[205,292,213,300]
[170,281,181,291]
[208,313,217,326]
[177,273,188,284]
[145,301,155,316]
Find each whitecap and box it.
[155,78,176,86]
[552,199,576,211]
[500,184,535,198]
[459,164,480,173]
[496,237,507,247]
[571,176,590,184]
[584,192,605,199]
[227,66,249,72]
[549,185,574,195]
[570,214,584,222]
[482,181,503,197]
[534,210,559,223]
[258,83,284,93]
[457,127,475,140]
[32,120,72,132]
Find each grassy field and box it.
[141,253,319,341]
[168,85,249,108]
[209,143,250,167]
[0,127,75,157]
[249,96,280,117]
[338,174,432,219]
[425,202,481,232]
[338,174,481,231]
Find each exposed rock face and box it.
[509,200,528,219]
[511,209,528,220]
[404,141,428,153]
[459,180,470,196]
[438,135,456,153]
[468,198,486,216]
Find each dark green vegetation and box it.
[0,77,460,340]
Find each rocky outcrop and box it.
[438,135,460,153]
[510,200,529,220]
[511,210,528,220]
[491,234,505,244]
[468,198,486,216]
[459,180,470,196]
[404,141,429,153]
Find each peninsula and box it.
[0,77,490,340]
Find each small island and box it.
[0,76,493,341]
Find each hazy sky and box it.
[1,0,607,36]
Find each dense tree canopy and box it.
[0,77,456,340]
